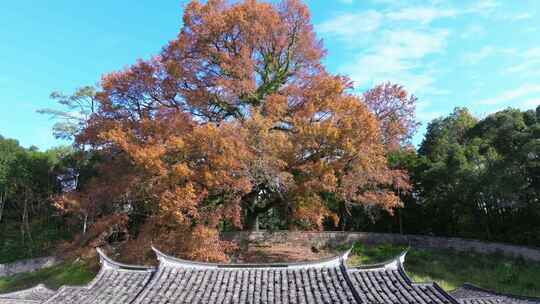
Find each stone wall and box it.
[0,256,60,277]
[222,231,540,262]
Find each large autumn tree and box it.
[53,0,411,262]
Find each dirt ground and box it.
[232,243,339,263]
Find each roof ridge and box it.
[96,248,154,271]
[152,245,351,269]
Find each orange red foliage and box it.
[57,0,414,262]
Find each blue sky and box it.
[0,0,539,150]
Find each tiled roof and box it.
[450,284,540,304]
[0,248,534,304]
[0,284,55,304]
[345,252,457,304]
[133,247,356,304]
[41,248,154,304]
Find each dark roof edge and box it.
[339,263,364,304]
[453,283,540,301]
[96,248,154,271]
[152,245,351,269]
[389,249,433,285]
[432,282,461,304]
[390,252,460,304]
[395,252,430,286]
[343,250,460,304]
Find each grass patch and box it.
[0,261,96,293]
[348,243,540,297]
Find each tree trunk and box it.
[245,201,275,231]
[398,208,403,235]
[245,206,259,231]
[254,215,260,232]
[83,214,88,235]
[484,203,492,241]
[21,188,33,246]
[0,190,5,223]
[21,198,27,243]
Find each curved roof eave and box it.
[151,245,352,270]
[349,250,460,304]
[96,247,154,271]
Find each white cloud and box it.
[317,4,457,42]
[317,0,513,109]
[416,100,443,122]
[507,63,536,74]
[506,47,540,74]
[318,0,499,44]
[462,46,515,65]
[317,4,454,97]
[343,29,448,95]
[384,0,501,20]
[383,29,448,59]
[479,84,540,105]
[507,12,534,21]
[387,7,457,24]
[462,46,495,64]
[317,10,382,41]
[460,24,486,39]
[521,98,540,109]
[522,47,540,58]
[467,0,500,14]
[463,1,532,21]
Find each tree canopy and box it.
[0,136,74,261]
[44,0,415,262]
[388,106,540,244]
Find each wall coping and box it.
[221,231,540,262]
[0,256,60,278]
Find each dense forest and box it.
[0,140,75,262]
[1,0,539,263]
[355,107,540,245]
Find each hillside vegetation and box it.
[349,244,540,297]
[0,261,95,293]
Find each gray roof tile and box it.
[42,267,154,304]
[0,284,55,304]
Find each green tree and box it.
[38,86,97,141]
[0,135,25,223]
[0,135,78,259]
[412,106,540,244]
[465,107,540,243]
